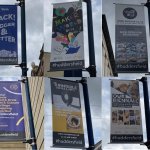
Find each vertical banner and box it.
[50,2,84,71]
[110,80,143,143]
[51,78,85,148]
[0,5,18,65]
[115,4,148,73]
[0,81,25,141]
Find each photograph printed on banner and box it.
[110,80,143,143]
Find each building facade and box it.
[31,46,64,77]
[22,77,44,150]
[102,15,117,77]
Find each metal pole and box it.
[17,0,28,76]
[80,78,95,149]
[23,77,37,150]
[64,69,82,77]
[84,0,96,77]
[145,0,150,35]
[140,77,150,149]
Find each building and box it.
[102,14,117,77]
[31,46,64,77]
[0,142,25,150]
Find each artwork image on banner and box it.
[51,78,85,148]
[0,81,25,141]
[50,2,84,71]
[110,80,143,143]
[0,5,18,65]
[115,4,148,73]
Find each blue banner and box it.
[0,5,18,65]
[0,81,25,141]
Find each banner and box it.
[50,2,84,71]
[0,5,18,65]
[51,78,85,148]
[115,4,148,72]
[0,81,25,141]
[110,80,143,143]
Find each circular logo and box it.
[123,7,137,19]
[10,84,18,91]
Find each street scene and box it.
[0,0,150,150]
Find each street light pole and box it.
[80,78,95,150]
[23,77,37,150]
[139,77,150,149]
[145,0,150,35]
[17,0,28,76]
[84,0,96,77]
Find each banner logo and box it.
[123,8,137,19]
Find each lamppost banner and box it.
[50,1,84,71]
[0,5,18,65]
[110,80,143,143]
[50,78,85,148]
[0,81,25,141]
[115,4,148,73]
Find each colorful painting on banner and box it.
[110,80,143,143]
[50,78,85,148]
[0,5,18,65]
[50,2,84,71]
[0,81,25,141]
[115,4,148,73]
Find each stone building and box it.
[102,14,117,77]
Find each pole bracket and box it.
[76,77,87,84]
[141,141,150,149]
[86,65,96,76]
[15,63,28,71]
[16,0,24,7]
[23,138,36,146]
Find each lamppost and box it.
[145,0,150,35]
[22,77,37,150]
[16,0,37,149]
[17,0,28,76]
[64,0,96,77]
[83,0,96,77]
[80,78,95,150]
[139,77,150,149]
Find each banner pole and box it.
[80,77,95,149]
[83,0,96,77]
[23,77,37,150]
[17,0,28,76]
[139,77,150,148]
[145,0,150,35]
